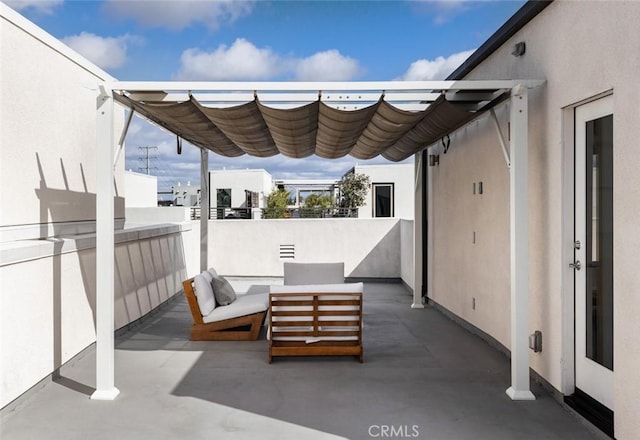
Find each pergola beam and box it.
[109,79,544,93]
[126,91,444,104]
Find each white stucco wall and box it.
[0,224,194,408]
[210,169,272,208]
[427,2,640,436]
[0,6,125,239]
[355,164,414,219]
[124,171,157,208]
[400,219,414,292]
[208,218,402,278]
[0,6,198,410]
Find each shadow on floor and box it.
[113,282,598,440]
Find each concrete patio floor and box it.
[2,281,602,440]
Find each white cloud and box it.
[409,0,471,24]
[175,38,285,80]
[294,50,361,81]
[62,32,138,70]
[104,0,255,31]
[395,49,475,81]
[4,0,62,14]
[175,38,362,81]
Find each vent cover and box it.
[279,244,295,260]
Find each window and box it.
[216,188,232,207]
[372,183,394,217]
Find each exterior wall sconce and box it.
[512,41,526,57]
[429,154,439,166]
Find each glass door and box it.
[574,95,614,410]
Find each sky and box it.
[7,0,526,194]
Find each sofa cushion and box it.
[271,282,362,294]
[283,262,345,285]
[193,272,216,316]
[207,267,219,279]
[202,293,269,323]
[212,275,237,306]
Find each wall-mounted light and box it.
[512,41,526,57]
[429,154,439,167]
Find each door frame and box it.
[560,90,613,397]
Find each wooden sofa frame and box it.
[268,291,363,363]
[182,277,266,341]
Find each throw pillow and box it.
[193,272,216,316]
[211,275,237,306]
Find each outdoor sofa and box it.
[182,267,269,341]
[182,262,364,363]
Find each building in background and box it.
[172,181,200,207]
[124,170,157,208]
[208,164,414,220]
[350,163,414,219]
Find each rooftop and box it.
[2,280,600,440]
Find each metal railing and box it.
[295,207,358,218]
[189,206,358,220]
[190,207,251,220]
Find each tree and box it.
[340,172,370,209]
[263,188,290,219]
[300,193,334,218]
[304,193,333,209]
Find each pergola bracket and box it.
[113,109,134,169]
[490,108,511,168]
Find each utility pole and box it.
[138,146,158,175]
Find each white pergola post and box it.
[200,149,209,272]
[506,85,535,401]
[91,90,120,401]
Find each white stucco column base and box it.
[506,387,535,401]
[411,301,424,309]
[91,388,120,401]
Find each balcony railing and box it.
[190,207,251,220]
[295,207,358,218]
[189,207,359,220]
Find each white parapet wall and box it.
[0,223,196,409]
[207,218,408,282]
[126,207,192,224]
[400,219,414,292]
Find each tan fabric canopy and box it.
[117,91,502,162]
